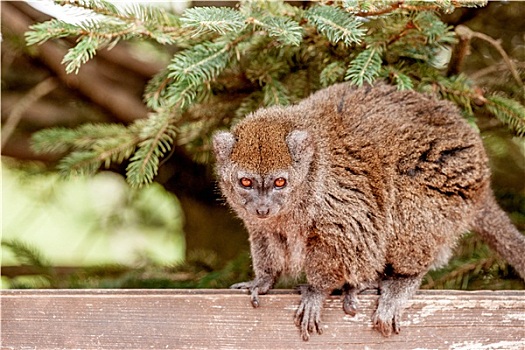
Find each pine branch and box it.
[305,5,365,46]
[243,45,293,85]
[263,80,291,106]
[2,239,52,268]
[62,35,102,74]
[485,95,525,137]
[165,34,255,109]
[33,123,133,152]
[320,61,346,87]
[57,151,103,176]
[413,11,456,46]
[32,127,83,154]
[382,66,414,90]
[58,0,121,18]
[164,79,208,110]
[168,41,232,86]
[345,46,383,86]
[380,12,456,67]
[143,69,174,110]
[97,134,140,168]
[33,123,141,177]
[181,7,246,36]
[126,111,177,187]
[345,0,488,17]
[60,0,182,34]
[25,19,83,45]
[344,0,403,15]
[421,74,482,116]
[247,15,303,46]
[422,257,496,289]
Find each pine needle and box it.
[2,239,52,269]
[126,111,177,187]
[305,5,365,46]
[485,95,525,137]
[181,7,246,35]
[345,46,383,86]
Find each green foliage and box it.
[26,0,523,187]
[424,74,478,116]
[320,61,346,87]
[167,40,232,108]
[485,95,525,137]
[263,80,291,106]
[343,0,487,14]
[305,5,365,46]
[32,123,140,178]
[181,7,247,35]
[2,239,51,269]
[2,239,56,288]
[248,15,303,46]
[381,66,414,90]
[25,19,83,44]
[2,166,185,284]
[345,46,383,86]
[126,111,177,187]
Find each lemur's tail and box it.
[472,193,525,280]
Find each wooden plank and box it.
[1,289,524,349]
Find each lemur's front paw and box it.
[230,279,271,308]
[294,285,325,341]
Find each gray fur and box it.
[212,83,525,340]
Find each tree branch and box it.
[470,62,525,82]
[4,2,149,123]
[1,77,58,148]
[449,24,524,97]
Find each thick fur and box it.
[213,83,525,340]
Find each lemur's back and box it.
[295,83,490,201]
[293,83,493,275]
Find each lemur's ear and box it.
[286,130,314,165]
[212,131,236,163]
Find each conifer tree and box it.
[26,0,524,188]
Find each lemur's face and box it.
[213,111,313,221]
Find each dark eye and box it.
[274,177,287,188]
[240,177,253,188]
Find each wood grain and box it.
[2,289,524,349]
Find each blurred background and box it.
[1,1,524,289]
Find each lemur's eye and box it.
[240,178,253,188]
[274,177,287,188]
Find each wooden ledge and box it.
[2,289,524,349]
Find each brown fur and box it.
[230,116,294,174]
[213,83,525,341]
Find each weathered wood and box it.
[1,289,524,349]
